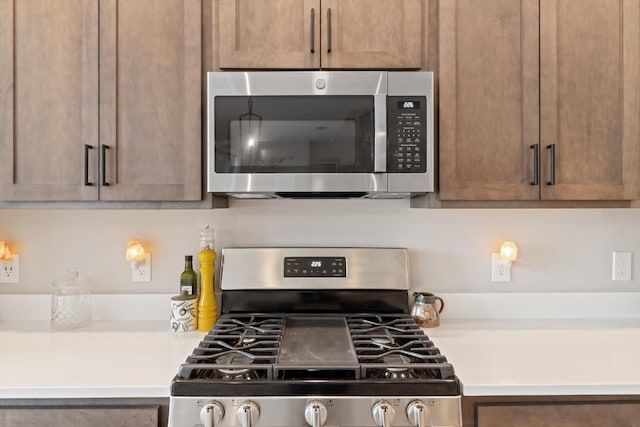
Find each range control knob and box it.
[304,401,328,427]
[237,401,260,427]
[372,400,396,427]
[200,401,224,427]
[406,401,432,427]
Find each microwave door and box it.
[211,94,387,194]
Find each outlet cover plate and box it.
[0,255,20,283]
[612,251,632,281]
[491,253,511,282]
[131,253,151,282]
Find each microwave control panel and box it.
[387,96,427,173]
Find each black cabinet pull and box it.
[310,8,315,53]
[546,144,556,186]
[100,144,110,186]
[530,144,539,186]
[327,8,332,53]
[84,144,94,186]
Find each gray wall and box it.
[1,200,639,294]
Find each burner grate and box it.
[347,314,456,380]
[177,314,285,381]
[176,313,456,383]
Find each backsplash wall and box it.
[1,200,639,294]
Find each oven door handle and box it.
[374,94,387,173]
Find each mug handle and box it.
[435,296,445,313]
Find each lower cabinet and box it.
[0,398,168,427]
[463,395,640,427]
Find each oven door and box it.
[207,72,388,196]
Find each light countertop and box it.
[1,293,640,399]
[425,318,640,396]
[1,318,639,399]
[0,321,204,399]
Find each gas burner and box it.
[384,369,418,380]
[218,371,256,381]
[371,335,395,346]
[383,354,411,365]
[216,352,253,372]
[241,336,256,345]
[216,353,257,380]
[379,354,418,379]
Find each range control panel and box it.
[387,96,427,173]
[284,257,346,278]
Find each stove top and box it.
[172,313,458,397]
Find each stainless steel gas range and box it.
[169,248,462,427]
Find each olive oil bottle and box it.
[179,255,197,295]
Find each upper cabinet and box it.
[218,0,423,69]
[99,0,201,201]
[218,0,319,68]
[439,0,540,201]
[0,0,202,202]
[0,0,100,201]
[439,0,640,202]
[539,0,640,201]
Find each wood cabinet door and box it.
[477,402,640,427]
[540,0,640,200]
[320,0,422,69]
[99,0,202,201]
[438,0,540,200]
[218,0,320,69]
[0,406,159,427]
[0,0,99,201]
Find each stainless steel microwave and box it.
[207,71,433,199]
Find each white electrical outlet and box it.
[132,253,152,282]
[0,255,20,283]
[612,251,632,281]
[491,253,511,282]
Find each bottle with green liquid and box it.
[197,225,217,331]
[179,255,197,295]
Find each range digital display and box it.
[284,257,346,277]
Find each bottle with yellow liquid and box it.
[197,225,217,331]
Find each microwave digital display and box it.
[398,101,421,110]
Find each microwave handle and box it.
[374,94,387,173]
